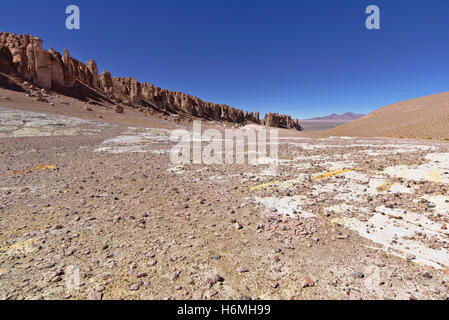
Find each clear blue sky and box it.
[2,0,449,118]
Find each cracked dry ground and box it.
[1,107,449,300]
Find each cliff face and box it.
[263,113,303,130]
[0,32,303,130]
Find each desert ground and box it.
[1,88,449,300]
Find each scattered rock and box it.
[114,105,124,114]
[130,284,140,291]
[204,289,218,298]
[348,289,362,300]
[136,272,148,278]
[406,254,416,261]
[87,290,103,300]
[237,267,249,273]
[148,260,157,267]
[302,277,314,288]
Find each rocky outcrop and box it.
[100,71,113,94]
[263,113,303,130]
[87,60,100,87]
[0,31,303,130]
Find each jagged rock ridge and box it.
[0,32,303,130]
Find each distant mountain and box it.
[306,112,365,121]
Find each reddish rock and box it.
[302,276,314,288]
[0,31,304,130]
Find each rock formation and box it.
[263,113,303,130]
[0,32,303,130]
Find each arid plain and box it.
[1,31,449,300]
[1,86,449,300]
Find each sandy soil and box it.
[324,91,449,140]
[1,88,449,300]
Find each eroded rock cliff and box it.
[0,32,303,130]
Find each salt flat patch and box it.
[250,174,308,191]
[328,136,355,140]
[251,157,279,165]
[388,183,413,194]
[0,107,111,138]
[293,143,341,150]
[325,203,357,215]
[310,138,436,154]
[278,137,309,141]
[350,144,436,152]
[384,153,449,184]
[320,161,357,171]
[152,150,170,155]
[255,196,315,218]
[384,165,442,183]
[288,162,312,170]
[10,127,90,137]
[312,170,412,202]
[94,146,148,154]
[102,135,146,145]
[289,155,329,162]
[167,165,185,174]
[363,150,412,156]
[293,153,352,163]
[258,168,279,177]
[342,205,449,269]
[95,127,171,153]
[312,174,371,202]
[0,126,19,131]
[422,195,449,213]
[123,127,171,142]
[425,153,449,168]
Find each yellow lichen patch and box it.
[0,239,38,257]
[7,165,56,175]
[331,217,345,225]
[34,165,56,171]
[426,170,442,183]
[312,168,360,181]
[376,182,394,193]
[249,182,277,191]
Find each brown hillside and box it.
[324,91,449,140]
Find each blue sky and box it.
[2,0,449,118]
